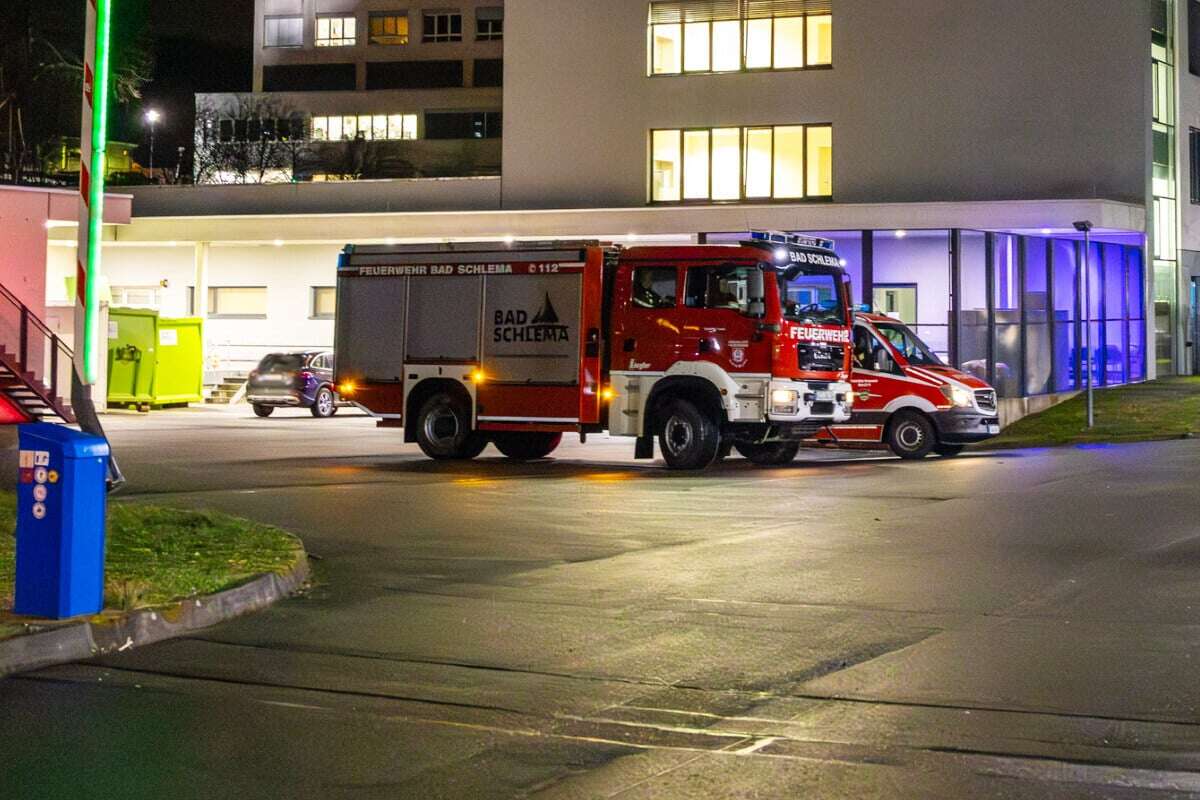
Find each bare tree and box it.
[193,95,313,185]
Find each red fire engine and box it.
[334,233,855,470]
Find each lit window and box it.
[652,130,681,201]
[311,114,418,141]
[682,130,710,199]
[711,128,741,200]
[369,13,409,45]
[683,22,710,71]
[311,117,329,141]
[264,15,303,47]
[209,287,267,317]
[476,7,503,41]
[807,126,832,197]
[423,12,463,42]
[312,287,336,319]
[651,24,682,74]
[711,20,741,71]
[743,18,772,68]
[648,2,831,75]
[316,15,356,47]
[773,126,805,198]
[650,124,832,202]
[744,128,773,198]
[772,17,805,69]
[807,15,832,65]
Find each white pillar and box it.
[193,241,210,381]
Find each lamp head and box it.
[1072,220,1093,233]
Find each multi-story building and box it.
[194,0,504,182]
[71,0,1192,419]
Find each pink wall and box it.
[0,185,132,320]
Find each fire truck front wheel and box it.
[416,393,488,460]
[658,399,721,470]
[734,441,801,466]
[886,411,936,460]
[492,432,563,461]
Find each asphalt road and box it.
[3,407,1200,799]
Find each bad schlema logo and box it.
[494,293,571,343]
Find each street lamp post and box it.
[1074,220,1095,428]
[145,108,161,180]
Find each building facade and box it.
[77,0,1184,419]
[194,0,504,182]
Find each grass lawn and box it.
[0,492,303,614]
[981,377,1200,450]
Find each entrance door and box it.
[873,284,918,325]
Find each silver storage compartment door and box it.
[405,276,483,362]
[337,276,407,381]
[483,273,581,384]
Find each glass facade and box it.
[711,229,1147,400]
[1152,0,1179,375]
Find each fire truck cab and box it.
[811,312,1002,458]
[334,234,856,470]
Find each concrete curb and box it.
[0,553,309,678]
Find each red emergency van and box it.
[334,234,856,469]
[811,312,1002,458]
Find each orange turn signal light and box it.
[337,380,357,396]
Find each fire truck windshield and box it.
[779,270,844,326]
[873,321,944,366]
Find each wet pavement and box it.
[2,407,1199,799]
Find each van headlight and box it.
[771,389,799,415]
[940,385,973,408]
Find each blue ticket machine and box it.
[14,423,110,619]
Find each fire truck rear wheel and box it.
[658,399,721,470]
[886,411,936,460]
[492,432,563,461]
[416,393,488,460]
[734,441,801,466]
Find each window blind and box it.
[650,0,831,24]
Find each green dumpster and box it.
[107,308,204,409]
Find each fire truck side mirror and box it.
[747,269,766,317]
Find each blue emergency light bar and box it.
[748,230,836,251]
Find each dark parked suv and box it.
[247,351,340,418]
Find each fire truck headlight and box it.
[841,391,854,408]
[771,389,799,414]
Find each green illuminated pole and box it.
[74,0,113,385]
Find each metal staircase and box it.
[0,283,75,424]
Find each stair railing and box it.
[0,282,74,407]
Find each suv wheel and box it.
[252,404,273,418]
[886,411,936,459]
[734,441,800,466]
[658,398,721,470]
[311,386,337,418]
[415,393,487,460]
[492,432,562,461]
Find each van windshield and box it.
[779,270,844,326]
[873,321,943,366]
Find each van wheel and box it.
[311,386,336,418]
[934,443,965,457]
[416,393,487,460]
[492,432,562,461]
[658,398,721,470]
[252,404,273,418]
[735,441,801,466]
[887,411,936,459]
